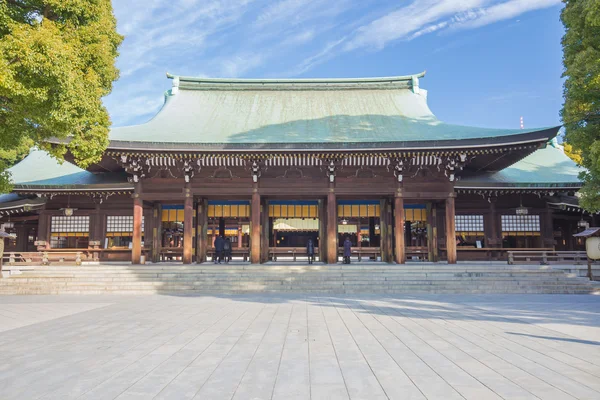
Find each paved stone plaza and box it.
[1,294,599,399]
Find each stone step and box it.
[2,263,598,295]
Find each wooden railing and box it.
[270,247,320,262]
[338,247,381,262]
[2,251,83,266]
[508,250,588,265]
[207,247,250,262]
[440,247,555,262]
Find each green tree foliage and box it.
[0,0,122,192]
[561,0,600,211]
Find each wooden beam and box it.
[251,186,261,264]
[394,193,405,264]
[132,188,143,265]
[327,186,337,264]
[183,185,193,264]
[445,195,457,264]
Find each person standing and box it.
[214,235,224,264]
[343,236,352,264]
[223,236,232,264]
[306,238,315,264]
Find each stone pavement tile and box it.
[386,311,541,399]
[309,298,349,400]
[0,294,599,400]
[321,299,388,399]
[232,304,293,400]
[336,299,427,400]
[361,300,503,400]
[344,303,464,400]
[455,304,600,374]
[190,304,278,399]
[271,303,311,400]
[1,302,187,399]
[36,301,220,400]
[111,303,245,399]
[436,313,600,399]
[422,316,577,400]
[154,303,262,400]
[58,302,239,397]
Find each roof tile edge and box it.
[165,71,426,85]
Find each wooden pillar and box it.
[261,198,270,263]
[380,198,393,263]
[318,199,326,263]
[431,206,439,262]
[152,203,162,263]
[326,185,337,264]
[36,211,49,250]
[183,185,193,264]
[196,199,207,263]
[251,186,261,264]
[132,186,143,265]
[445,195,457,264]
[426,202,433,262]
[394,191,405,264]
[89,203,102,261]
[542,206,555,249]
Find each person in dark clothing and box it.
[214,235,224,264]
[223,237,232,264]
[306,238,315,264]
[343,236,352,264]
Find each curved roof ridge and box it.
[166,71,426,85]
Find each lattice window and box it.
[106,215,144,235]
[51,216,89,234]
[455,215,484,233]
[501,215,540,233]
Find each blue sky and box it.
[104,0,565,132]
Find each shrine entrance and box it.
[337,200,382,261]
[206,200,251,261]
[404,204,430,261]
[268,200,321,262]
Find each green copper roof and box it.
[458,143,582,189]
[108,73,559,150]
[7,149,129,188]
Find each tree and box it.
[561,0,600,212]
[0,0,122,192]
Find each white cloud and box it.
[452,0,561,29]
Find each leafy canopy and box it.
[0,0,122,192]
[561,0,600,211]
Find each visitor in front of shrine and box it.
[306,238,315,264]
[343,236,352,264]
[223,237,232,264]
[214,235,224,264]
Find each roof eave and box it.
[105,126,559,152]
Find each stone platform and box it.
[1,262,599,295]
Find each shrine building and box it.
[0,72,589,264]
